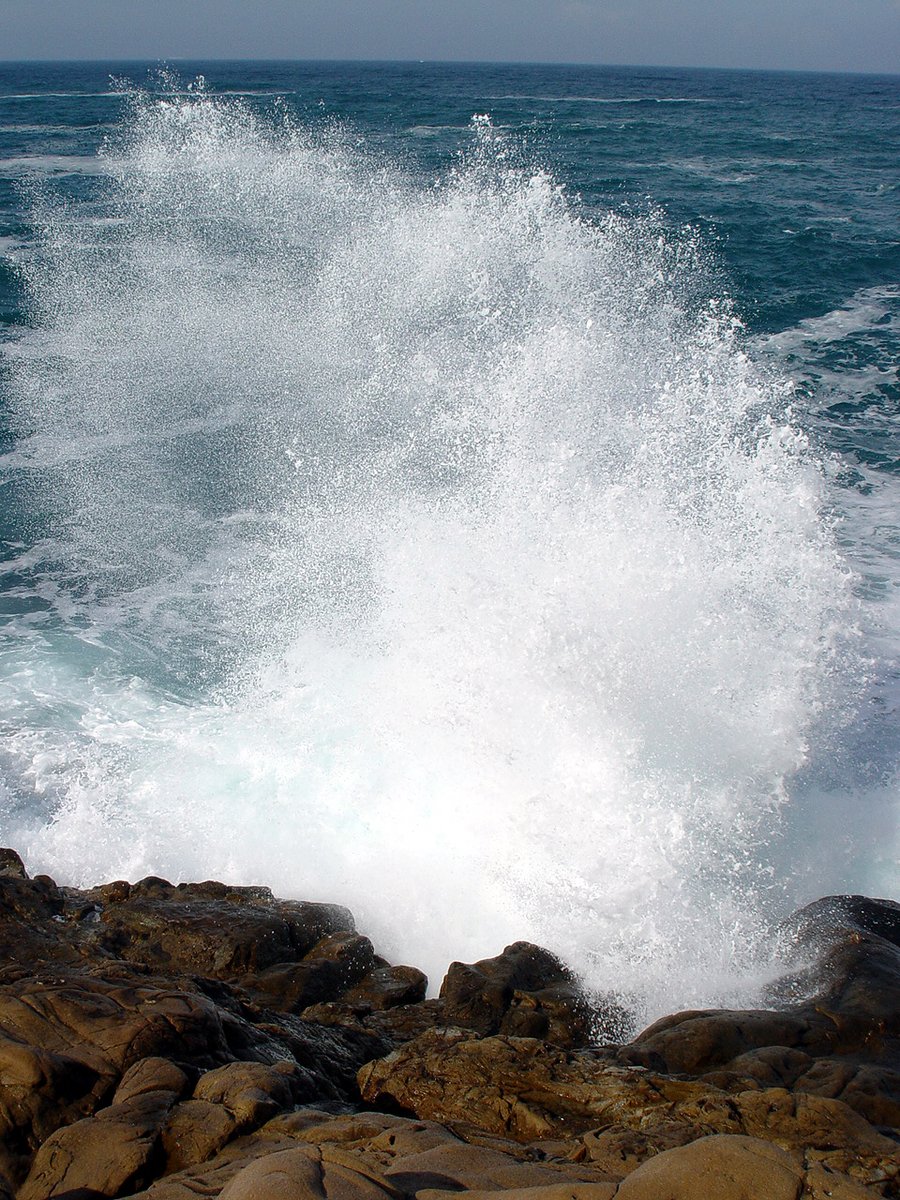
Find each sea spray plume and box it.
[2,80,855,1021]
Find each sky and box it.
[0,0,898,75]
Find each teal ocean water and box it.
[0,62,897,1018]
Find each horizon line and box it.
[0,56,897,80]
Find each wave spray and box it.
[1,83,855,1021]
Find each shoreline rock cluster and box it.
[0,847,896,1199]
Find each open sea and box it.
[0,61,897,1021]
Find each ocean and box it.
[0,60,897,1022]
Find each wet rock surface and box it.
[0,850,896,1198]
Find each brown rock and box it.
[357,1027,898,1188]
[731,1085,895,1152]
[580,1123,701,1178]
[113,1057,191,1105]
[193,1060,300,1125]
[344,965,428,1011]
[418,1187,616,1200]
[358,1028,713,1140]
[250,933,376,1010]
[124,1133,304,1199]
[217,1144,399,1200]
[2,861,896,1200]
[300,1113,459,1155]
[0,1034,107,1184]
[381,1142,568,1193]
[301,997,448,1048]
[17,1090,175,1200]
[0,850,27,879]
[98,882,354,980]
[364,1120,461,1154]
[626,1008,815,1075]
[0,972,255,1077]
[161,1098,237,1171]
[0,873,66,966]
[804,1162,883,1199]
[792,1059,900,1130]
[613,1134,802,1200]
[439,942,593,1048]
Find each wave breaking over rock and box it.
[0,80,863,1019]
[0,852,897,1198]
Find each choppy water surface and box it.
[0,62,897,1021]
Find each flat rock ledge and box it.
[0,848,897,1200]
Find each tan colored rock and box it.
[804,1162,883,1199]
[580,1122,701,1178]
[613,1134,803,1200]
[161,1097,237,1171]
[154,1060,321,1172]
[732,1086,896,1156]
[419,1186,617,1200]
[357,1028,898,1190]
[217,1145,398,1200]
[0,974,238,1077]
[380,1142,569,1192]
[0,1035,106,1185]
[793,1060,900,1129]
[193,1060,299,1125]
[358,1028,723,1141]
[362,1118,464,1159]
[124,1112,418,1199]
[2,860,896,1200]
[113,1056,191,1104]
[17,1091,175,1200]
[123,1133,303,1199]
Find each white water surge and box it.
[0,85,864,1021]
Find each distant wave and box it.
[484,94,727,105]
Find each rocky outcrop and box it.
[0,848,896,1198]
[438,942,599,1048]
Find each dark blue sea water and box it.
[0,61,897,1016]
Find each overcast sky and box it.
[1,0,898,74]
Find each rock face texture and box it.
[0,847,896,1200]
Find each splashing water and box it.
[0,83,858,1021]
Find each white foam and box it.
[757,286,900,355]
[0,154,107,176]
[485,95,723,105]
[0,85,872,1021]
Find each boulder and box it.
[343,964,428,1011]
[113,1057,192,1105]
[17,1090,177,1200]
[161,1098,238,1172]
[97,879,354,979]
[217,1144,400,1200]
[439,942,594,1048]
[613,1134,803,1200]
[249,932,377,1010]
[380,1142,570,1193]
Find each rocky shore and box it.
[0,847,896,1199]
